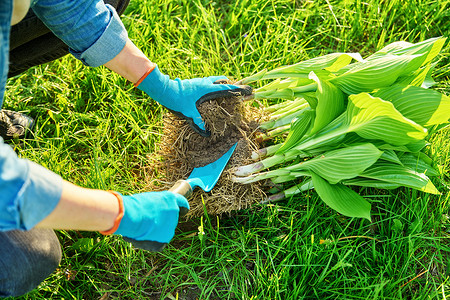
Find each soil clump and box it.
[145,95,267,217]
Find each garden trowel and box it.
[124,142,238,251]
[169,142,238,199]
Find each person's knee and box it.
[0,229,61,298]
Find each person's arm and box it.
[0,138,189,249]
[37,180,190,248]
[32,0,252,136]
[32,0,128,67]
[36,181,119,232]
[103,39,154,84]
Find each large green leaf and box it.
[277,110,313,153]
[404,140,429,152]
[366,37,446,65]
[330,54,425,94]
[398,153,440,177]
[343,177,401,190]
[421,63,438,88]
[346,93,427,145]
[309,72,345,135]
[396,64,432,88]
[289,93,427,153]
[286,143,382,184]
[311,172,371,221]
[262,53,364,79]
[294,92,318,109]
[379,149,402,165]
[372,85,450,126]
[360,162,440,194]
[386,37,445,66]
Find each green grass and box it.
[4,0,450,299]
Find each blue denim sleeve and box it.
[1,1,63,231]
[0,140,63,231]
[31,0,128,67]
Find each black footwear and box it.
[0,109,34,140]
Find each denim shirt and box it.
[0,0,128,230]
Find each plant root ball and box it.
[145,95,267,217]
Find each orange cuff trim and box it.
[100,191,125,235]
[134,64,156,87]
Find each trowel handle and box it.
[169,179,193,199]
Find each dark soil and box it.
[170,97,259,169]
[145,95,267,217]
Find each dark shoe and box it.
[0,109,34,140]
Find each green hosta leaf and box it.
[409,65,431,87]
[343,177,401,190]
[379,149,403,165]
[396,64,432,87]
[263,53,364,79]
[287,113,347,152]
[414,151,433,165]
[347,93,427,145]
[360,162,440,194]
[330,54,425,94]
[367,41,414,59]
[390,37,445,66]
[377,143,415,152]
[325,53,364,72]
[369,140,427,154]
[296,92,318,109]
[372,85,450,127]
[277,110,314,153]
[286,143,382,184]
[398,153,439,177]
[404,140,429,152]
[367,37,446,65]
[309,71,346,135]
[336,132,366,146]
[422,63,438,88]
[289,93,427,153]
[311,172,371,221]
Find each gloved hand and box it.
[135,65,252,136]
[101,191,189,251]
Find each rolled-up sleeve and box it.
[31,0,128,67]
[0,140,63,231]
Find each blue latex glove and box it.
[136,65,252,136]
[114,191,189,249]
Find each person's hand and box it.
[135,65,252,136]
[103,191,189,251]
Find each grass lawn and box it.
[5,0,450,299]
